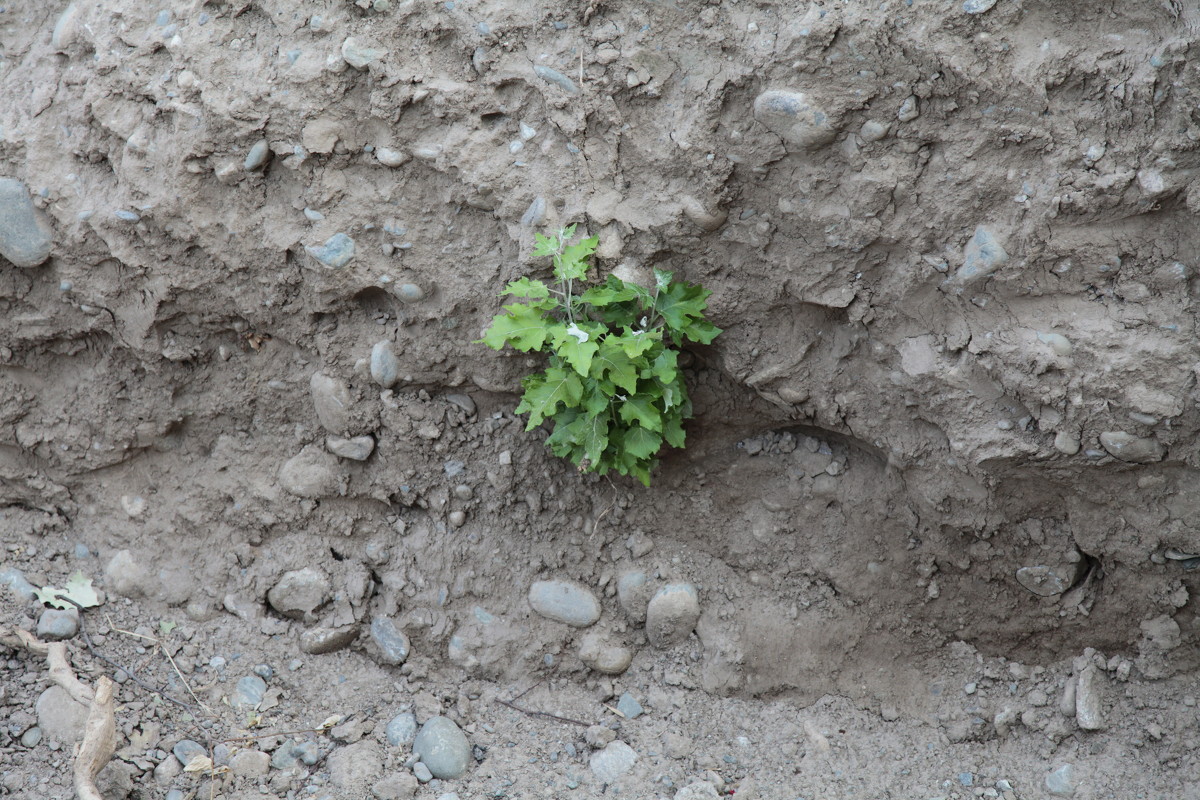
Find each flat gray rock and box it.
[0,178,51,267]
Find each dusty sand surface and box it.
[3,1,1200,798]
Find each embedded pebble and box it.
[1099,431,1164,463]
[589,740,637,784]
[533,65,579,94]
[520,196,546,227]
[413,144,443,161]
[616,692,644,720]
[394,283,426,303]
[1045,764,1076,796]
[1053,431,1081,455]
[645,583,701,648]
[310,372,354,434]
[578,633,633,675]
[528,580,601,627]
[114,209,141,222]
[267,567,331,619]
[1037,331,1073,356]
[369,340,403,388]
[412,716,472,780]
[279,445,345,498]
[368,617,411,665]
[243,140,270,171]
[375,146,410,167]
[172,739,208,768]
[1075,664,1105,730]
[386,712,418,745]
[342,37,387,69]
[859,120,889,142]
[413,762,434,783]
[231,675,267,708]
[616,571,652,623]
[0,566,37,602]
[303,207,325,221]
[326,435,375,461]
[20,726,42,748]
[300,624,361,655]
[519,122,538,140]
[1015,565,1076,597]
[897,95,920,122]
[306,233,356,268]
[36,686,89,743]
[51,3,80,50]
[954,226,1008,283]
[0,178,51,267]
[963,0,999,13]
[752,90,836,150]
[37,608,80,641]
[271,740,321,769]
[680,195,728,232]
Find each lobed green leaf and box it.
[481,303,551,351]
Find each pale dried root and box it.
[2,625,115,799]
[74,676,116,800]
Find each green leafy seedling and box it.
[480,225,720,485]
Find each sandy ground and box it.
[3,0,1200,798]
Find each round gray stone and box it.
[645,583,700,648]
[172,739,207,768]
[37,608,80,641]
[370,340,400,388]
[578,633,633,675]
[279,445,345,498]
[326,434,375,461]
[310,372,354,434]
[528,580,600,627]
[231,675,267,708]
[299,624,359,655]
[616,571,652,623]
[385,711,418,745]
[412,716,471,780]
[752,90,837,150]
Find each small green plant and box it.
[480,225,721,485]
